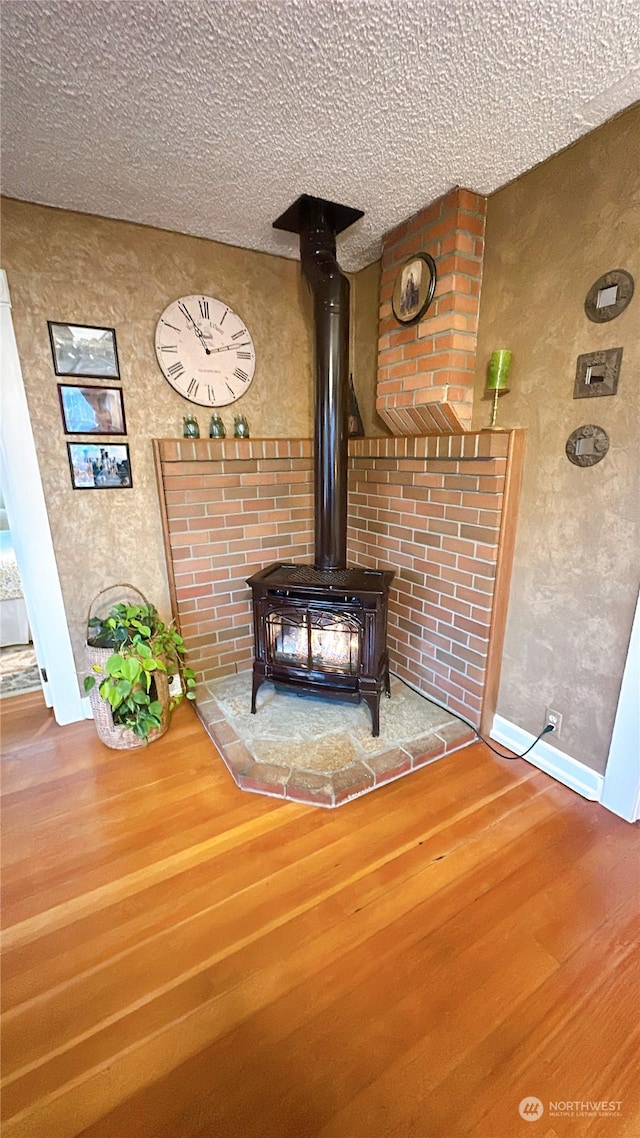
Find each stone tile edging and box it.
[194,683,475,809]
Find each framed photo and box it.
[58,384,126,435]
[391,253,437,326]
[67,442,132,490]
[48,321,120,379]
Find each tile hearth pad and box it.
[196,671,476,807]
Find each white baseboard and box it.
[491,714,604,802]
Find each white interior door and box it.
[0,269,86,724]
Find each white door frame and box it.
[0,269,85,724]
[600,586,640,823]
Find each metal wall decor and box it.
[391,252,437,325]
[565,425,609,467]
[584,269,634,323]
[574,347,623,399]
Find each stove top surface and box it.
[247,562,394,594]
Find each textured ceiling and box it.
[1,0,639,270]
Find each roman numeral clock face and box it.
[155,295,256,407]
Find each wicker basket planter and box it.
[84,584,176,751]
[85,642,170,750]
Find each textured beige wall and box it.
[472,104,640,774]
[350,260,389,437]
[1,199,314,674]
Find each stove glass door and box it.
[266,607,361,675]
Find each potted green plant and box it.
[84,594,196,748]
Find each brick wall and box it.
[154,439,313,684]
[348,431,519,725]
[377,187,487,435]
[155,430,522,729]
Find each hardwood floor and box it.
[1,689,638,1138]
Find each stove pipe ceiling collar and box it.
[273,194,364,571]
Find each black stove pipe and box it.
[301,212,350,569]
[273,195,364,572]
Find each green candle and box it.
[487,349,512,391]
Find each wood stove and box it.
[248,562,394,736]
[248,194,394,736]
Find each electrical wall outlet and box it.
[545,707,563,737]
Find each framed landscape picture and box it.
[67,443,132,490]
[58,384,126,435]
[48,322,120,379]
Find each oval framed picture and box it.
[391,252,437,325]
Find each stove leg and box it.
[251,667,263,714]
[361,690,381,737]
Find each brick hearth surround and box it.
[154,429,523,734]
[377,187,487,435]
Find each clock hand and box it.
[208,341,252,354]
[195,329,211,354]
[178,302,211,354]
[189,324,211,355]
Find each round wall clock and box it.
[391,252,437,325]
[155,294,256,407]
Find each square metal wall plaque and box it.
[574,347,623,399]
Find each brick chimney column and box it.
[377,187,487,435]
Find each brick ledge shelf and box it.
[155,432,510,466]
[157,437,314,462]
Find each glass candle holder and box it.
[487,349,512,391]
[209,413,225,438]
[233,414,250,438]
[485,350,512,429]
